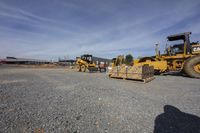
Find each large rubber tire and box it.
[81,65,86,72]
[77,65,81,72]
[183,55,200,78]
[99,68,106,73]
[154,70,161,75]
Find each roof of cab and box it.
[167,32,191,41]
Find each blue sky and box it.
[0,0,200,60]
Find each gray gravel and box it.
[0,67,200,133]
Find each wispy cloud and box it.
[0,2,56,23]
[0,0,199,60]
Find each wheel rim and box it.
[81,65,85,72]
[77,65,81,71]
[194,64,200,73]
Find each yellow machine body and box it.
[76,54,98,72]
[134,59,168,73]
[134,32,200,78]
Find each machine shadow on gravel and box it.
[160,72,190,78]
[154,105,200,133]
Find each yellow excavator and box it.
[134,32,200,78]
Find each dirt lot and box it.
[0,67,200,133]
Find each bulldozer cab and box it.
[81,54,93,64]
[164,32,200,56]
[191,41,200,54]
[165,44,184,56]
[166,32,191,55]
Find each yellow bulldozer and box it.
[76,54,107,72]
[134,32,200,78]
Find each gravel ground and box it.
[0,67,200,133]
